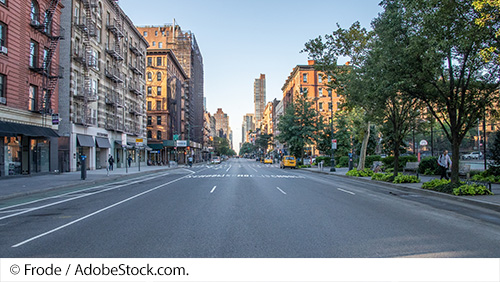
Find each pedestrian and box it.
[128,155,132,168]
[438,150,452,180]
[108,154,114,171]
[188,156,193,168]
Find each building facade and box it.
[0,0,63,177]
[136,25,204,159]
[242,113,255,143]
[144,49,188,164]
[214,108,229,140]
[59,0,148,172]
[254,74,266,123]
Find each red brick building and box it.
[0,0,63,177]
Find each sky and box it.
[117,0,384,152]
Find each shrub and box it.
[393,173,420,183]
[346,168,374,177]
[422,179,464,194]
[314,156,331,167]
[453,184,493,196]
[298,165,311,168]
[418,156,439,175]
[372,172,394,182]
[471,169,500,183]
[336,156,349,168]
[364,155,382,168]
[381,155,417,170]
[422,179,450,189]
[381,156,395,168]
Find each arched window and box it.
[147,130,152,139]
[157,72,161,81]
[147,72,152,81]
[30,0,39,23]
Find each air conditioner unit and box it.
[0,97,6,104]
[0,46,7,54]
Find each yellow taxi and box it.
[280,155,296,169]
[263,158,273,164]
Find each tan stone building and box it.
[59,0,148,171]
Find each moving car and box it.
[462,151,482,160]
[211,156,221,164]
[264,158,273,164]
[280,155,296,169]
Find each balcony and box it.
[31,18,65,40]
[106,19,124,38]
[128,83,143,96]
[128,63,142,76]
[30,60,63,79]
[105,117,117,130]
[74,85,98,101]
[129,43,142,56]
[105,67,124,83]
[74,17,97,38]
[105,43,124,61]
[73,114,97,127]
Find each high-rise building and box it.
[136,24,204,149]
[59,0,149,172]
[0,0,63,177]
[254,74,266,123]
[242,113,255,143]
[213,108,229,140]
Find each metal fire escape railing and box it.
[30,0,64,115]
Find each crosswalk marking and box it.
[186,174,305,179]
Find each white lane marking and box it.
[183,168,196,173]
[226,165,232,172]
[0,173,172,221]
[276,187,287,195]
[210,186,217,193]
[249,166,258,172]
[12,173,192,248]
[337,188,355,195]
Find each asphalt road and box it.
[1,158,500,258]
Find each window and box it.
[152,41,155,46]
[96,27,101,43]
[106,12,110,26]
[156,57,161,66]
[0,0,6,6]
[156,100,161,110]
[147,72,152,81]
[319,88,323,97]
[30,0,39,24]
[157,86,161,96]
[0,74,5,100]
[155,31,158,36]
[328,89,332,97]
[318,74,322,83]
[28,85,37,111]
[158,42,163,48]
[157,116,161,125]
[74,5,80,24]
[328,75,332,83]
[147,86,152,95]
[0,22,6,48]
[29,40,38,68]
[156,131,161,140]
[147,57,152,66]
[328,102,332,111]
[147,116,152,126]
[157,72,161,81]
[143,31,147,37]
[319,102,323,110]
[42,48,49,70]
[303,73,307,83]
[147,101,152,111]
[147,130,152,139]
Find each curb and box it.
[302,168,500,213]
[0,166,183,201]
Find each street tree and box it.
[473,0,500,63]
[380,0,500,182]
[239,142,255,156]
[277,91,322,160]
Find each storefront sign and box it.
[176,140,187,147]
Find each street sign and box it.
[52,114,59,125]
[173,134,180,141]
[135,138,143,147]
[332,139,337,150]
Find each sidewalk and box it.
[304,166,500,212]
[0,163,191,201]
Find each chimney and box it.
[308,60,315,65]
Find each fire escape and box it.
[105,1,125,132]
[73,0,98,126]
[29,0,64,117]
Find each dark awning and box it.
[77,134,95,147]
[148,143,163,150]
[0,120,59,137]
[95,137,111,148]
[115,140,135,148]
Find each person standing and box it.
[128,155,132,168]
[108,154,114,171]
[438,150,452,180]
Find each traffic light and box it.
[187,146,190,151]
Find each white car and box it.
[211,157,221,164]
[462,151,482,160]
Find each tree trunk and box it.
[393,140,400,176]
[451,135,461,183]
[357,121,371,170]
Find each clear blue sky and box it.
[118,0,383,150]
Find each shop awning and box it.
[0,121,59,137]
[115,141,135,148]
[148,143,164,150]
[95,137,111,148]
[77,134,95,147]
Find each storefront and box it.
[95,137,111,169]
[0,121,59,177]
[76,134,94,171]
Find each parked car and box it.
[462,151,483,160]
[280,155,297,169]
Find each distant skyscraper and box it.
[242,113,255,143]
[254,74,266,123]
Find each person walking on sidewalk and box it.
[438,150,452,180]
[108,154,114,171]
[128,155,132,168]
